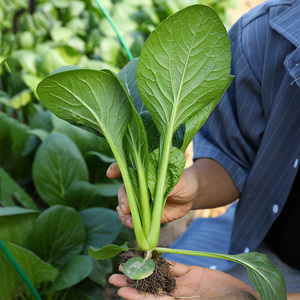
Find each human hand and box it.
[109,261,258,300]
[106,162,199,229]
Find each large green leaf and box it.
[36,69,131,163]
[37,68,149,250]
[137,5,231,137]
[0,242,58,299]
[119,59,186,152]
[80,207,123,251]
[32,133,89,205]
[234,252,287,300]
[27,205,86,269]
[43,255,93,295]
[156,247,287,300]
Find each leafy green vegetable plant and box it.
[37,5,286,300]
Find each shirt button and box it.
[272,204,279,214]
[244,247,250,253]
[293,158,299,168]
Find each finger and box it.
[117,185,131,215]
[106,162,121,178]
[116,205,134,228]
[108,274,128,287]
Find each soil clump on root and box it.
[120,249,176,295]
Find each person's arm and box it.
[287,294,300,300]
[185,158,240,210]
[107,157,239,227]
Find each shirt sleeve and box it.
[193,16,266,193]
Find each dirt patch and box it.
[120,250,176,296]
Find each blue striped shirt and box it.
[193,0,300,255]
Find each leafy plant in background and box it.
[0,120,131,299]
[37,4,286,300]
[0,0,237,299]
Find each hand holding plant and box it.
[109,260,258,300]
[107,162,197,228]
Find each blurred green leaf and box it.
[27,205,86,269]
[80,207,123,251]
[0,168,37,209]
[0,206,39,246]
[43,255,93,295]
[0,242,58,299]
[32,133,89,205]
[89,259,113,287]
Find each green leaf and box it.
[119,60,186,152]
[89,242,129,260]
[0,167,37,209]
[94,181,122,197]
[21,74,42,98]
[36,69,131,164]
[137,5,231,137]
[0,207,39,246]
[63,181,104,211]
[43,255,93,295]
[156,247,287,300]
[32,133,89,205]
[118,57,145,113]
[148,147,186,201]
[233,252,287,300]
[51,114,111,156]
[180,75,234,152]
[10,50,40,75]
[65,280,103,300]
[122,257,155,280]
[89,259,113,287]
[0,242,58,299]
[84,151,116,164]
[37,64,149,251]
[0,112,32,183]
[9,89,32,109]
[39,48,69,76]
[27,205,86,269]
[54,46,83,65]
[80,207,123,251]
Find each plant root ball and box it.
[120,250,176,295]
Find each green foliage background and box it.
[0,0,235,299]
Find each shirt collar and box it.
[269,0,300,48]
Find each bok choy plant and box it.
[37,5,286,299]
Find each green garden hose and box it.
[94,0,134,61]
[0,238,41,300]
